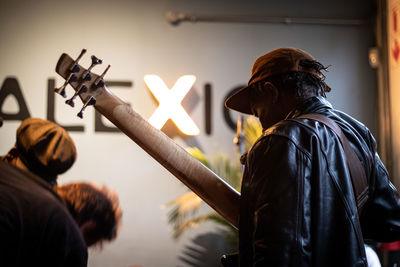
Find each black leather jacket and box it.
[239,96,400,266]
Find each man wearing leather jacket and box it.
[224,47,400,266]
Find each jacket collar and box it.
[285,96,333,120]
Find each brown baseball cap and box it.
[15,118,77,184]
[225,47,330,114]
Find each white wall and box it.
[0,0,377,266]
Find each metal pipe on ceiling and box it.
[165,11,370,26]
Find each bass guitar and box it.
[54,49,240,228]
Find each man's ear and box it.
[80,220,96,233]
[263,81,279,104]
[79,220,98,247]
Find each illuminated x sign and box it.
[144,75,200,136]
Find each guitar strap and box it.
[296,113,369,214]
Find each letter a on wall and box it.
[0,77,31,120]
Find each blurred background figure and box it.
[55,182,123,248]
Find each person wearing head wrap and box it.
[222,48,400,266]
[0,118,123,266]
[2,117,76,185]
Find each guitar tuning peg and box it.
[91,55,103,65]
[54,73,77,98]
[94,64,111,87]
[65,85,88,107]
[77,96,96,118]
[82,55,103,81]
[69,49,87,73]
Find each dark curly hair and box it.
[252,59,330,100]
[275,59,330,97]
[55,182,122,248]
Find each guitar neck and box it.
[55,53,240,228]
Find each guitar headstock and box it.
[55,49,111,118]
